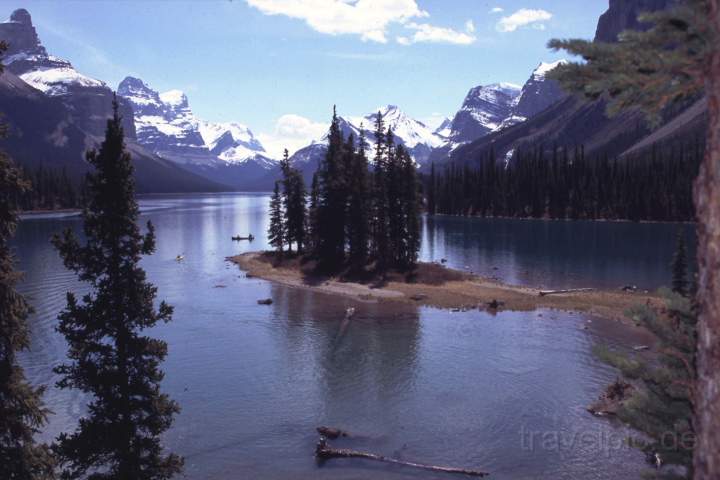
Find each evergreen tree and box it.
[672,229,690,296]
[399,146,420,268]
[595,291,696,478]
[549,5,720,474]
[52,97,183,480]
[268,181,285,254]
[280,149,307,254]
[307,172,320,255]
[314,107,347,269]
[346,129,370,270]
[0,40,55,480]
[371,113,390,273]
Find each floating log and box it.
[316,426,350,439]
[538,288,594,297]
[257,298,273,305]
[315,437,488,477]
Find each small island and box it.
[230,251,658,321]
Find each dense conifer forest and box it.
[269,108,422,273]
[10,166,81,211]
[426,138,702,222]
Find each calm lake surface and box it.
[14,193,695,479]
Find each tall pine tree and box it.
[371,113,390,273]
[268,181,285,254]
[549,4,720,474]
[52,97,183,480]
[280,149,307,255]
[399,146,420,269]
[346,128,370,270]
[314,107,347,269]
[0,40,55,480]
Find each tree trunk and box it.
[693,2,720,477]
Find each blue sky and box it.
[7,0,607,155]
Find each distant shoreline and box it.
[229,251,661,322]
[428,213,697,226]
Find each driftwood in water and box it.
[315,437,488,477]
[538,288,594,297]
[316,426,350,439]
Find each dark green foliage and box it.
[0,40,55,480]
[52,97,182,480]
[427,140,700,221]
[268,181,285,253]
[302,107,421,274]
[548,1,710,123]
[371,113,390,273]
[346,129,370,270]
[307,172,320,254]
[314,107,348,268]
[400,146,420,268]
[672,230,689,296]
[595,290,696,478]
[11,166,81,212]
[280,149,307,253]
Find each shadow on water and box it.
[422,214,696,290]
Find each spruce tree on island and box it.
[314,107,347,269]
[52,97,183,480]
[346,128,370,270]
[280,149,307,254]
[371,113,390,273]
[399,145,421,268]
[0,40,55,480]
[268,181,285,254]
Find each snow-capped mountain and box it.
[118,77,210,164]
[118,75,277,190]
[362,105,445,165]
[434,118,452,139]
[447,83,521,144]
[198,121,269,165]
[0,8,136,138]
[287,105,447,182]
[502,60,569,128]
[118,76,269,167]
[0,8,225,193]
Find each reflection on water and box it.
[13,193,669,479]
[421,215,696,289]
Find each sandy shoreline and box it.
[229,251,661,322]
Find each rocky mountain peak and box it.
[447,83,521,143]
[594,0,674,43]
[510,60,568,122]
[118,76,153,95]
[1,8,47,58]
[10,8,32,25]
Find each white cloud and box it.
[496,8,552,33]
[257,114,328,158]
[246,0,475,46]
[399,21,476,45]
[490,7,504,14]
[245,0,428,43]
